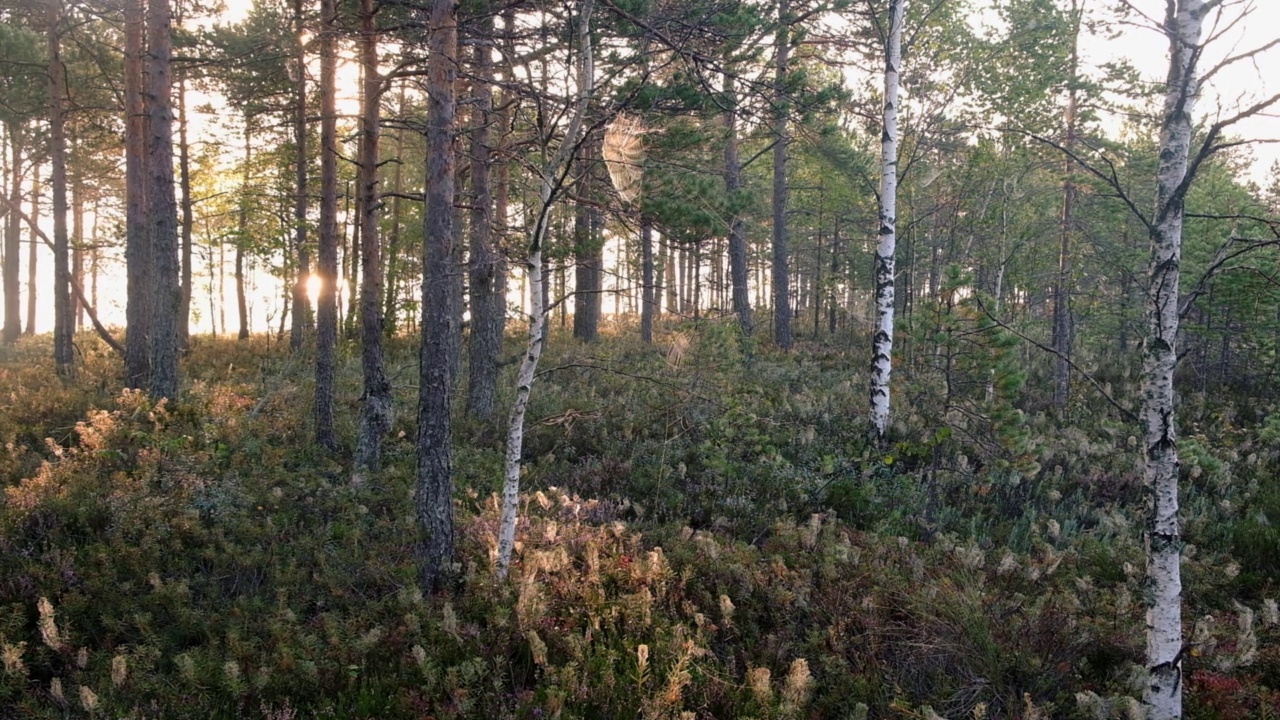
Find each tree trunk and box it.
[236,120,250,340]
[25,169,38,336]
[1052,1,1081,409]
[289,0,311,350]
[178,68,194,346]
[869,0,903,440]
[497,0,594,579]
[1142,3,1204,718]
[70,135,82,332]
[771,0,792,350]
[147,0,180,399]
[48,0,73,375]
[572,132,601,342]
[314,0,338,450]
[3,128,20,344]
[467,9,504,419]
[724,72,751,335]
[353,0,392,479]
[384,83,406,336]
[418,0,459,593]
[124,0,150,383]
[640,219,654,343]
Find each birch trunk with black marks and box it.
[496,0,594,580]
[314,0,338,450]
[353,0,391,479]
[870,0,903,440]
[1143,3,1204,718]
[418,0,459,593]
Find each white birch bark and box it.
[496,0,595,580]
[1143,3,1204,718]
[869,0,903,439]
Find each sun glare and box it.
[306,275,323,307]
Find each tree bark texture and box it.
[771,0,792,350]
[147,0,180,399]
[1052,2,1081,409]
[236,121,250,340]
[289,0,310,350]
[467,9,504,420]
[25,171,37,336]
[723,72,751,336]
[3,129,20,344]
[178,69,193,346]
[640,219,654,344]
[124,0,150,381]
[418,0,459,593]
[572,131,602,342]
[869,0,903,440]
[314,0,339,450]
[1142,3,1204,718]
[353,0,392,478]
[48,0,73,375]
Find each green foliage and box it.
[2,330,1280,717]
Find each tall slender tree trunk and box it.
[178,68,194,345]
[70,134,82,332]
[384,83,406,335]
[724,72,751,335]
[1052,0,1081,409]
[48,0,73,375]
[1142,3,1204,718]
[418,0,460,593]
[147,0,180,399]
[289,0,311,350]
[572,131,601,342]
[236,120,250,340]
[124,0,150,384]
[3,128,20,344]
[771,0,792,349]
[25,170,38,336]
[314,0,338,450]
[640,219,654,343]
[467,8,505,418]
[869,0,903,439]
[497,0,594,579]
[353,0,392,478]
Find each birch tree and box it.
[869,0,903,439]
[496,0,596,580]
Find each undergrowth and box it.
[0,325,1277,718]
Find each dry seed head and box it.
[412,645,427,667]
[50,678,65,706]
[719,594,735,626]
[2,639,27,676]
[111,655,128,687]
[747,667,772,704]
[636,643,649,674]
[526,630,548,667]
[76,647,88,669]
[37,597,60,649]
[782,658,812,707]
[79,685,99,712]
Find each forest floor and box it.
[1,322,1278,719]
